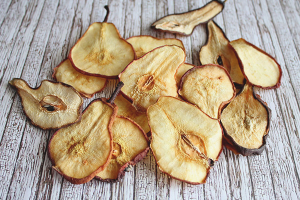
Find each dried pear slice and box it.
[127,36,184,58]
[53,59,107,98]
[9,78,83,129]
[178,64,236,119]
[119,45,185,112]
[200,20,244,85]
[114,94,150,134]
[148,97,223,184]
[230,38,282,89]
[95,116,149,181]
[151,1,224,36]
[220,83,271,156]
[69,22,135,78]
[175,63,194,87]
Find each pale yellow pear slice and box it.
[9,78,83,129]
[176,63,194,87]
[178,64,236,119]
[49,99,117,184]
[69,22,135,78]
[119,45,185,112]
[200,20,244,85]
[230,38,282,89]
[127,36,184,58]
[53,59,107,98]
[96,116,149,181]
[148,97,223,184]
[151,1,224,35]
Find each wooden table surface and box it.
[0,0,300,199]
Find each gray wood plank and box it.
[0,0,13,27]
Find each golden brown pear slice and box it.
[175,63,194,87]
[230,38,282,89]
[53,59,107,98]
[127,36,184,58]
[148,97,223,184]
[69,22,135,78]
[220,83,271,156]
[178,64,236,119]
[95,116,149,181]
[199,20,244,85]
[9,78,83,129]
[114,94,150,134]
[49,98,117,184]
[119,45,185,112]
[151,1,224,35]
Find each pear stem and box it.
[107,81,124,104]
[103,5,109,22]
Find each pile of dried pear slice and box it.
[9,1,283,186]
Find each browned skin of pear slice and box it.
[9,78,83,129]
[151,1,224,36]
[175,63,194,87]
[114,94,150,134]
[69,22,135,78]
[148,97,223,184]
[53,59,107,98]
[220,83,271,156]
[48,98,117,184]
[200,20,244,85]
[179,64,236,119]
[127,36,184,58]
[95,116,149,181]
[230,38,282,89]
[119,45,185,112]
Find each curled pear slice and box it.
[178,65,236,119]
[151,1,224,35]
[114,94,150,134]
[49,98,117,184]
[220,83,271,156]
[127,36,184,58]
[148,97,223,184]
[53,59,107,98]
[69,22,135,78]
[200,20,244,85]
[230,38,282,89]
[96,116,149,181]
[9,78,83,129]
[119,45,185,112]
[175,63,194,87]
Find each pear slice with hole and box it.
[53,59,107,98]
[95,116,149,181]
[48,98,117,184]
[220,82,271,156]
[119,45,185,112]
[147,96,223,184]
[151,1,224,35]
[175,63,194,87]
[229,38,282,89]
[69,22,135,78]
[199,20,244,85]
[127,36,184,58]
[178,64,236,119]
[9,78,83,129]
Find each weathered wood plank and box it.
[0,0,12,27]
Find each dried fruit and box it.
[9,78,83,129]
[114,94,150,134]
[175,63,194,87]
[220,83,271,156]
[230,38,282,89]
[148,97,223,184]
[199,20,244,85]
[119,45,185,112]
[95,116,149,181]
[53,59,107,98]
[127,36,184,58]
[151,1,224,35]
[178,64,235,119]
